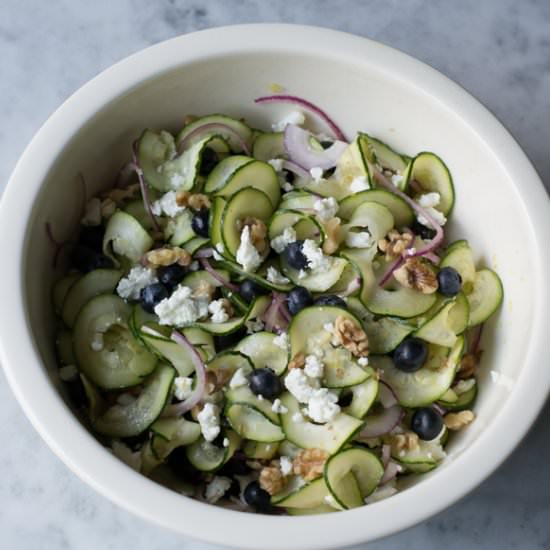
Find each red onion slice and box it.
[432,402,447,416]
[423,251,441,264]
[131,143,161,233]
[380,460,401,485]
[200,258,240,292]
[177,122,250,155]
[115,161,139,188]
[194,248,214,259]
[282,159,310,179]
[381,444,391,467]
[254,94,347,141]
[378,381,398,409]
[284,125,348,171]
[263,292,289,333]
[360,405,403,438]
[164,331,207,416]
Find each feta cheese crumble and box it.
[350,175,370,193]
[236,225,262,272]
[229,367,249,389]
[270,227,297,253]
[154,285,209,327]
[272,332,289,350]
[205,476,232,503]
[454,378,476,394]
[304,355,324,379]
[223,437,230,448]
[302,239,332,270]
[197,403,220,442]
[59,364,78,382]
[345,230,371,248]
[271,398,288,414]
[358,356,369,367]
[305,388,340,423]
[279,456,293,476]
[174,376,194,400]
[151,190,186,217]
[266,266,290,285]
[116,266,158,301]
[284,368,315,404]
[208,299,230,324]
[309,166,324,183]
[416,192,447,227]
[391,173,404,186]
[268,158,284,172]
[272,111,305,131]
[292,411,305,423]
[313,197,338,221]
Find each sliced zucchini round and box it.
[204,155,254,194]
[206,350,254,379]
[186,430,240,472]
[359,133,410,177]
[363,316,415,354]
[467,269,503,326]
[439,379,477,411]
[242,440,280,460]
[164,210,196,246]
[226,403,285,442]
[234,331,288,376]
[282,257,349,293]
[268,209,324,245]
[73,294,157,389]
[92,363,174,437]
[215,258,292,292]
[279,191,319,211]
[372,336,464,407]
[252,132,286,161]
[342,375,378,419]
[103,211,153,264]
[56,328,76,366]
[344,202,394,243]
[272,477,330,508]
[62,268,122,328]
[324,447,384,509]
[392,435,446,473]
[440,240,476,290]
[225,385,280,424]
[322,348,371,389]
[52,273,80,314]
[124,199,157,231]
[209,195,227,252]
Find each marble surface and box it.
[1,0,549,548]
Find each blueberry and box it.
[338,391,353,408]
[411,220,436,240]
[66,377,87,409]
[214,326,247,350]
[239,279,268,303]
[411,407,444,441]
[249,368,282,400]
[199,147,218,176]
[243,481,272,512]
[158,264,187,289]
[70,245,114,273]
[393,337,428,372]
[287,286,313,315]
[191,209,210,238]
[320,140,334,150]
[437,267,462,297]
[167,447,204,484]
[78,225,104,252]
[140,283,170,313]
[283,170,295,184]
[315,295,347,308]
[217,451,250,477]
[282,240,308,270]
[323,167,336,178]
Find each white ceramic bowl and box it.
[1,24,549,550]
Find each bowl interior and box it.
[17,36,542,548]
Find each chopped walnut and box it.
[292,448,329,481]
[457,352,480,379]
[322,217,344,255]
[378,229,414,261]
[175,191,211,210]
[393,258,438,294]
[144,247,191,268]
[192,280,216,300]
[238,217,268,253]
[444,410,475,430]
[288,353,306,370]
[259,463,286,495]
[205,369,233,395]
[390,432,419,455]
[100,198,117,218]
[332,315,369,357]
[102,183,140,205]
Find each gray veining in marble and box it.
[1,1,549,549]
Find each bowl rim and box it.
[1,24,549,550]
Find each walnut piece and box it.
[378,229,414,261]
[444,410,475,430]
[175,191,211,210]
[390,432,419,455]
[259,464,286,495]
[192,280,216,300]
[457,352,480,379]
[238,217,268,253]
[332,315,369,357]
[393,258,438,294]
[322,217,344,255]
[144,247,191,268]
[288,353,306,370]
[292,448,329,481]
[100,198,117,218]
[205,369,232,395]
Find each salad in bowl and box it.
[50,95,503,515]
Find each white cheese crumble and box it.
[271,398,288,414]
[223,437,230,448]
[298,269,307,279]
[313,197,338,221]
[309,166,324,183]
[358,357,369,367]
[302,239,332,270]
[323,322,334,333]
[266,266,290,285]
[270,227,297,254]
[416,192,447,227]
[151,190,186,217]
[204,476,232,503]
[272,110,305,131]
[272,332,289,350]
[350,175,370,193]
[304,355,324,379]
[81,198,102,226]
[364,483,398,504]
[279,456,293,476]
[418,192,441,208]
[268,158,284,171]
[90,332,104,352]
[212,242,225,261]
[229,367,249,389]
[345,231,371,248]
[116,265,158,301]
[236,225,262,272]
[208,299,230,324]
[197,403,220,442]
[454,378,476,395]
[284,368,315,404]
[154,285,209,327]
[391,173,404,186]
[292,411,305,423]
[59,364,78,382]
[306,388,340,423]
[174,376,194,400]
